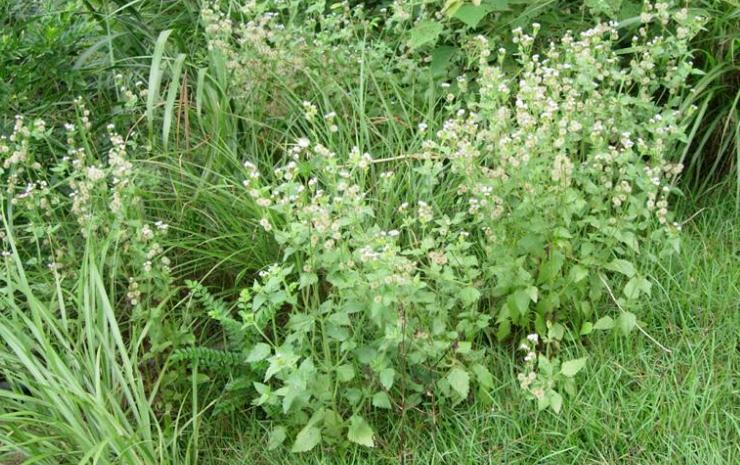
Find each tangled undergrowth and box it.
[1,1,737,463]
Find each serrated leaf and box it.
[593,316,615,330]
[447,367,470,398]
[460,286,481,306]
[606,259,636,277]
[617,311,637,336]
[246,343,271,363]
[267,426,287,450]
[560,357,588,377]
[291,424,321,453]
[379,368,395,390]
[408,21,443,49]
[347,415,374,447]
[372,391,391,409]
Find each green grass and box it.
[1,1,739,464]
[172,192,738,465]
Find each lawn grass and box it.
[193,191,739,465]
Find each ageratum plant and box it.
[0,102,174,349]
[184,2,700,452]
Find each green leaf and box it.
[299,272,318,289]
[408,21,443,50]
[539,251,564,283]
[456,341,472,354]
[442,0,464,16]
[291,424,321,453]
[246,343,271,363]
[548,322,565,341]
[372,391,392,409]
[560,357,588,377]
[549,390,563,414]
[347,415,375,447]
[606,259,636,277]
[162,53,186,150]
[146,29,173,135]
[453,4,490,28]
[568,265,589,283]
[336,364,355,382]
[617,311,637,336]
[623,276,652,300]
[267,426,287,450]
[580,322,593,335]
[447,367,470,398]
[430,46,457,76]
[471,363,494,389]
[460,286,481,306]
[507,289,531,316]
[593,316,615,330]
[379,368,395,390]
[486,0,510,11]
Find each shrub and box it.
[178,1,700,452]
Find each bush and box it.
[177,1,700,451]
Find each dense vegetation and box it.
[1,1,737,464]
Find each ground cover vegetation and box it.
[0,1,738,464]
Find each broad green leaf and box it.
[548,322,565,341]
[442,0,464,16]
[539,251,564,283]
[246,343,271,363]
[606,259,636,277]
[617,311,637,336]
[453,4,490,28]
[336,364,355,382]
[593,316,615,330]
[347,415,375,447]
[560,357,588,377]
[624,275,652,300]
[267,426,287,450]
[580,321,593,335]
[291,424,321,453]
[372,391,392,409]
[408,21,443,49]
[430,46,457,76]
[569,265,589,283]
[456,341,472,354]
[507,289,531,316]
[299,272,318,289]
[447,367,470,398]
[460,286,481,306]
[487,0,510,11]
[549,390,563,414]
[379,368,395,390]
[471,363,494,389]
[287,313,314,333]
